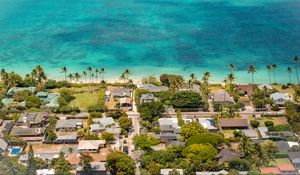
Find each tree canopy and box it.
[106,151,136,175]
[138,102,164,121]
[171,91,203,108]
[180,122,207,139]
[133,134,160,150]
[186,133,229,147]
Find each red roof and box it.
[260,167,280,174]
[278,164,295,171]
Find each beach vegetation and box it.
[160,74,184,90]
[25,96,42,108]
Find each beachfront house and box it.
[140,84,169,93]
[258,84,273,91]
[140,94,156,104]
[236,85,254,97]
[112,89,132,107]
[212,90,234,104]
[270,92,291,106]
[36,92,60,108]
[55,119,83,131]
[218,118,249,130]
[78,140,106,153]
[7,86,36,97]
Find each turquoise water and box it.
[0,0,300,83]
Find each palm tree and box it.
[229,64,235,73]
[86,67,93,83]
[95,69,99,83]
[202,72,210,95]
[266,65,272,84]
[74,72,81,84]
[82,71,87,83]
[287,67,292,84]
[61,66,68,81]
[294,56,300,84]
[119,73,126,83]
[68,74,74,82]
[248,65,256,84]
[189,73,196,89]
[227,73,235,93]
[100,68,105,82]
[223,79,228,102]
[124,69,131,82]
[272,64,277,83]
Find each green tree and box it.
[272,64,277,83]
[106,151,136,175]
[101,132,115,143]
[229,64,235,73]
[26,145,36,175]
[138,101,164,121]
[53,152,71,175]
[79,153,93,171]
[160,74,185,90]
[294,56,300,84]
[248,65,256,84]
[59,88,75,102]
[61,66,68,81]
[182,144,217,162]
[25,96,42,108]
[13,90,31,102]
[186,133,229,147]
[266,65,273,84]
[287,67,292,84]
[171,90,203,108]
[261,140,278,165]
[133,134,160,150]
[34,157,47,169]
[180,122,207,139]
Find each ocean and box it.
[0,0,300,83]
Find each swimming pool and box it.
[10,147,22,155]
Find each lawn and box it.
[275,158,291,164]
[49,85,100,93]
[223,130,235,138]
[69,92,100,110]
[248,116,289,127]
[272,85,295,94]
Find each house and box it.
[111,89,131,97]
[160,169,183,175]
[196,118,217,131]
[196,170,248,175]
[165,141,185,147]
[34,152,59,161]
[0,120,13,137]
[276,141,298,152]
[218,118,248,130]
[288,152,300,169]
[120,96,132,107]
[236,85,254,96]
[212,90,234,104]
[216,148,242,164]
[10,127,46,142]
[258,127,269,139]
[1,98,14,108]
[55,134,78,144]
[260,164,297,175]
[37,92,60,108]
[78,140,106,153]
[36,169,55,175]
[158,118,181,134]
[55,119,83,131]
[140,84,169,93]
[93,117,116,127]
[258,84,273,91]
[243,130,259,139]
[106,127,121,139]
[90,123,105,132]
[7,86,36,97]
[0,138,8,152]
[17,112,49,127]
[77,162,107,175]
[270,92,291,105]
[156,133,179,142]
[140,94,156,104]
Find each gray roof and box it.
[10,127,46,136]
[288,152,300,163]
[1,98,14,107]
[106,127,121,134]
[0,138,8,151]
[90,123,105,131]
[18,112,48,125]
[7,86,36,96]
[111,89,131,97]
[56,134,77,141]
[157,133,179,140]
[140,94,155,102]
[213,90,234,103]
[258,127,269,139]
[165,141,185,147]
[270,92,290,101]
[140,84,169,93]
[197,118,217,130]
[93,117,116,127]
[276,141,290,152]
[196,170,248,175]
[243,130,258,138]
[77,162,106,172]
[216,149,242,163]
[56,119,82,129]
[60,146,79,155]
[34,152,59,160]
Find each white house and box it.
[270,92,291,105]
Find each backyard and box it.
[69,92,100,110]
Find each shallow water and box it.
[0,0,300,83]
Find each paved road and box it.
[127,112,141,175]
